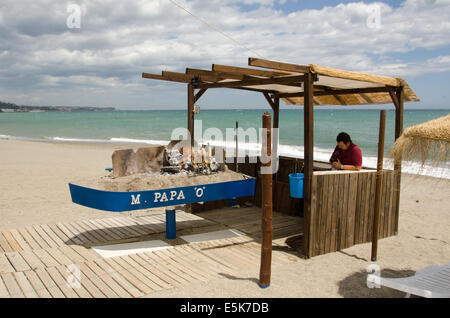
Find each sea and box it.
[0,109,449,178]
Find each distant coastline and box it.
[0,100,115,113]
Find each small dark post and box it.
[371,110,386,261]
[236,121,239,173]
[165,208,176,240]
[259,112,273,288]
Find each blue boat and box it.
[68,177,256,212]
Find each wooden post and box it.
[187,84,195,156]
[303,72,314,258]
[273,96,280,173]
[393,87,404,235]
[187,84,195,214]
[262,93,280,212]
[262,93,279,175]
[273,96,280,212]
[259,112,272,288]
[371,110,386,261]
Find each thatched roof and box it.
[142,57,420,107]
[282,65,420,106]
[391,114,450,166]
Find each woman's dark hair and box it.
[336,132,352,144]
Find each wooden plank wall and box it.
[308,170,399,257]
[193,153,400,258]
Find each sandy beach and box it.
[1,138,449,297]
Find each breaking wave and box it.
[1,134,448,179]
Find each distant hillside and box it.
[0,100,115,112]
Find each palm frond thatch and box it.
[391,114,450,166]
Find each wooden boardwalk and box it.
[0,208,302,298]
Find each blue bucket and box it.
[289,173,304,198]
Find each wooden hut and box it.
[142,57,420,258]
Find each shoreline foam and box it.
[1,134,449,179]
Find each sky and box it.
[0,0,449,110]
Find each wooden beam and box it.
[142,71,195,84]
[194,88,207,103]
[315,86,396,95]
[194,74,306,89]
[230,87,278,94]
[188,84,195,151]
[188,68,302,89]
[263,93,276,110]
[142,72,166,81]
[310,64,400,87]
[248,57,310,73]
[276,86,395,99]
[162,71,221,84]
[212,64,292,77]
[186,68,244,81]
[393,87,404,235]
[303,71,314,258]
[389,90,400,109]
[371,110,386,261]
[332,94,347,105]
[394,89,404,139]
[273,96,280,193]
[186,84,196,215]
[273,96,280,130]
[259,111,273,288]
[161,71,193,83]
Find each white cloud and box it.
[375,55,450,76]
[0,0,449,107]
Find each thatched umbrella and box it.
[391,114,450,167]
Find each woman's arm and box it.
[341,164,361,171]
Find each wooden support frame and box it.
[142,72,166,81]
[232,87,278,94]
[303,71,314,258]
[143,71,218,84]
[194,88,207,103]
[187,84,195,150]
[186,68,244,81]
[371,110,386,261]
[263,93,276,110]
[249,57,310,74]
[393,87,404,235]
[273,96,280,210]
[194,74,306,89]
[161,71,194,83]
[212,64,291,77]
[142,58,417,260]
[276,86,396,99]
[162,71,223,84]
[262,93,280,174]
[259,112,273,288]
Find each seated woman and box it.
[329,132,362,171]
